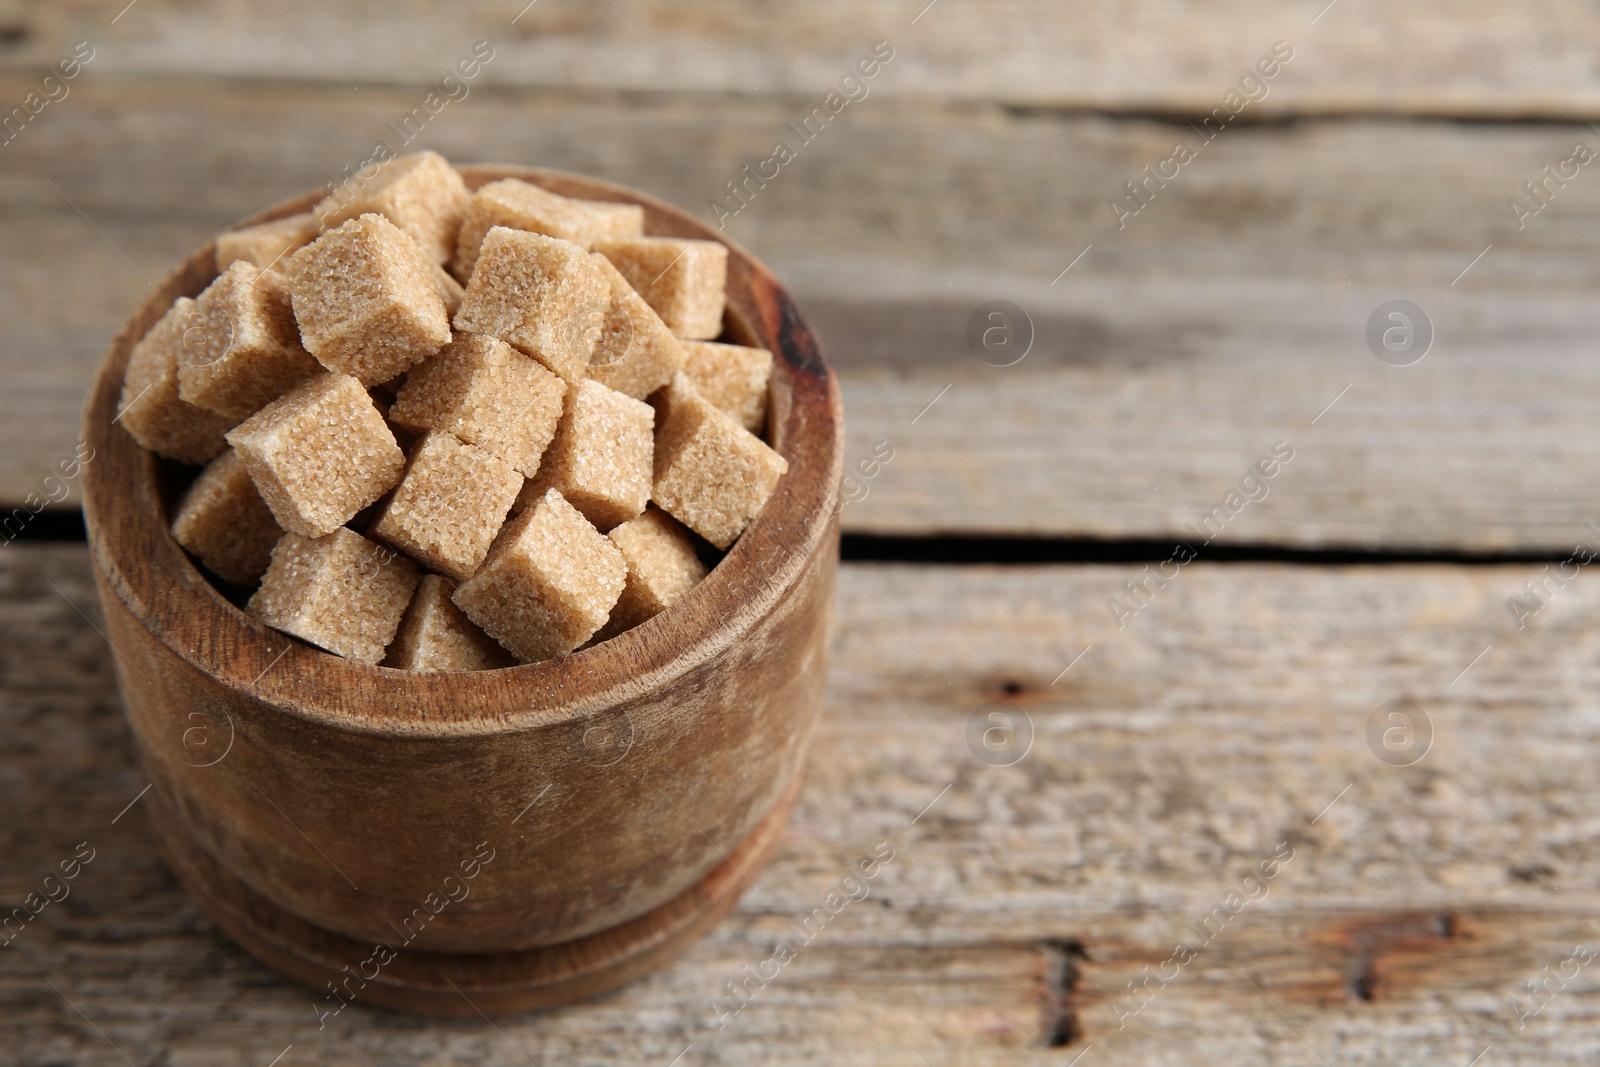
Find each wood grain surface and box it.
[0,0,1594,117]
[3,2,1597,1061]
[6,546,1599,1064]
[5,78,1600,549]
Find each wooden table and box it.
[5,3,1600,1062]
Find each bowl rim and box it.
[82,163,843,740]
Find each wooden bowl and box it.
[80,165,843,1014]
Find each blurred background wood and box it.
[1,1,1597,1063]
[1,1,1598,549]
[2,0,1597,116]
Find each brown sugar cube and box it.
[584,252,685,400]
[311,150,468,265]
[385,574,514,672]
[451,178,644,281]
[368,386,395,418]
[453,488,625,662]
[388,333,566,478]
[369,390,413,451]
[518,379,654,531]
[176,261,321,421]
[431,262,465,316]
[384,423,419,458]
[452,227,611,382]
[248,527,419,665]
[170,449,284,585]
[594,236,728,340]
[368,431,522,581]
[680,340,773,434]
[285,213,452,385]
[215,212,322,273]
[226,373,405,538]
[594,507,708,642]
[651,373,788,549]
[369,372,406,405]
[118,297,235,464]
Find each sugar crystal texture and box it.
[594,506,708,642]
[594,236,728,340]
[385,574,514,672]
[215,212,322,273]
[431,262,465,316]
[226,372,406,538]
[452,227,611,382]
[176,261,321,421]
[679,339,772,433]
[388,333,566,478]
[118,296,236,464]
[453,488,625,662]
[285,213,452,385]
[311,150,469,265]
[518,379,654,530]
[584,252,685,400]
[368,431,522,581]
[452,178,645,281]
[170,448,284,585]
[248,527,419,665]
[651,373,788,549]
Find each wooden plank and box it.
[5,545,1600,1063]
[4,80,1600,549]
[1,1,1597,118]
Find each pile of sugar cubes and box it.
[118,151,788,671]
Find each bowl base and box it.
[145,765,805,1017]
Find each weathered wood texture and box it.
[0,0,1594,117]
[6,546,1599,1064]
[6,80,1600,549]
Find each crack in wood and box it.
[1040,939,1089,1048]
[841,534,1575,567]
[1339,913,1458,1005]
